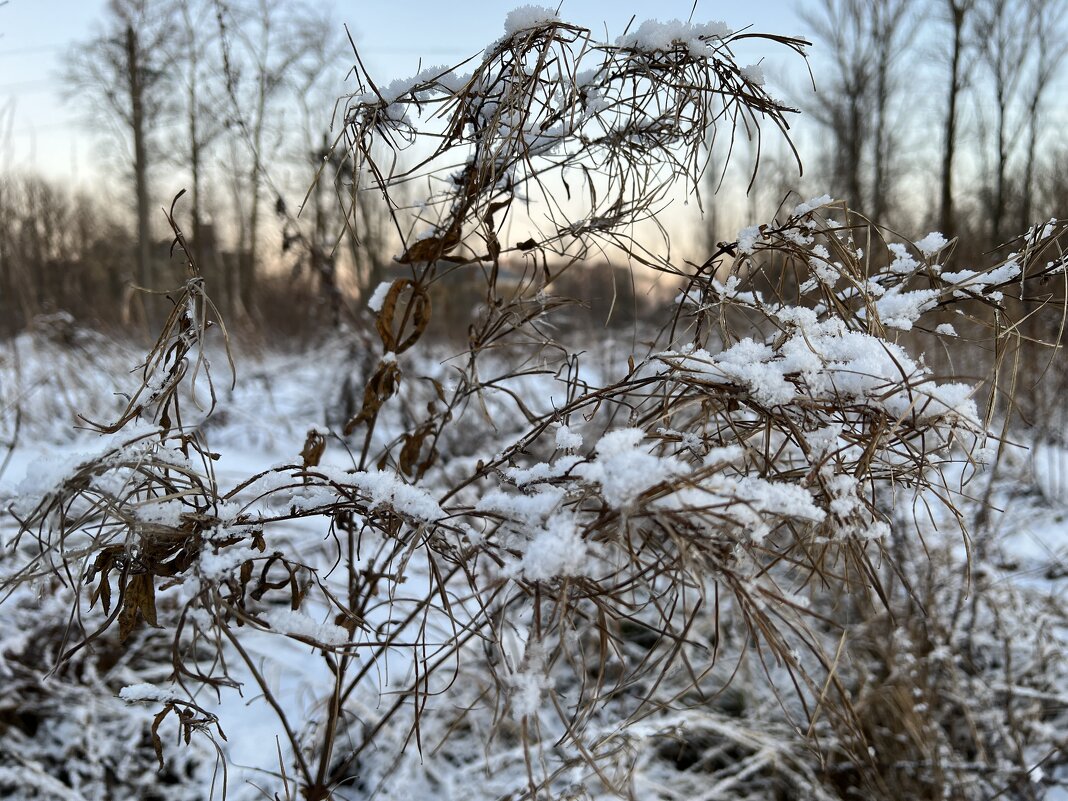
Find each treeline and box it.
[727,0,1067,256]
[1,0,1066,336]
[0,174,133,332]
[1,0,395,334]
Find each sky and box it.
[0,0,800,184]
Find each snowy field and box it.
[2,311,1068,799]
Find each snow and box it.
[199,542,256,580]
[872,286,940,331]
[887,242,920,275]
[736,224,763,254]
[503,5,559,34]
[741,63,766,86]
[357,64,454,106]
[942,258,1022,298]
[554,424,583,450]
[615,19,731,56]
[261,608,352,646]
[660,307,981,427]
[792,194,833,216]
[2,318,1064,800]
[514,512,590,580]
[505,454,580,486]
[119,683,176,703]
[367,280,393,312]
[575,428,686,508]
[915,231,949,256]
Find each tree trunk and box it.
[126,25,152,293]
[940,1,966,238]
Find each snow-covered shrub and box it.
[3,9,1068,801]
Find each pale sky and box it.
[0,0,800,184]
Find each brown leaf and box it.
[97,575,112,616]
[399,424,433,478]
[395,227,460,264]
[119,573,158,642]
[375,280,409,351]
[484,197,513,231]
[343,359,402,435]
[395,287,431,353]
[300,429,327,468]
[151,706,172,770]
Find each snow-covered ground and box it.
[2,314,1068,800]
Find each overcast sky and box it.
[0,0,800,183]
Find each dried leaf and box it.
[119,573,158,642]
[395,227,460,264]
[344,359,402,435]
[151,706,171,770]
[300,429,327,468]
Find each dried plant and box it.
[3,9,1067,801]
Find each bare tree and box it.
[214,0,332,317]
[801,0,872,210]
[868,0,913,221]
[973,0,1035,243]
[168,0,226,273]
[801,0,914,221]
[1019,0,1067,230]
[938,0,975,238]
[64,0,176,293]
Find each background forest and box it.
[0,0,1065,335]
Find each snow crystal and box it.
[135,499,185,528]
[942,259,1021,297]
[801,244,841,291]
[662,305,982,427]
[1027,218,1057,240]
[347,470,444,522]
[505,454,581,486]
[915,232,948,257]
[576,428,685,509]
[508,644,549,718]
[873,287,939,331]
[923,382,978,422]
[199,544,253,580]
[516,513,590,580]
[261,608,351,646]
[653,472,825,542]
[793,194,833,217]
[357,65,453,106]
[504,5,559,34]
[887,243,920,275]
[805,425,843,458]
[689,339,795,406]
[616,19,731,57]
[740,63,766,86]
[555,424,583,450]
[477,485,564,524]
[702,445,743,466]
[935,323,957,337]
[119,683,176,703]
[736,225,763,255]
[367,281,392,312]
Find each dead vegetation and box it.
[2,11,1067,801]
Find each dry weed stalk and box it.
[2,11,1067,801]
